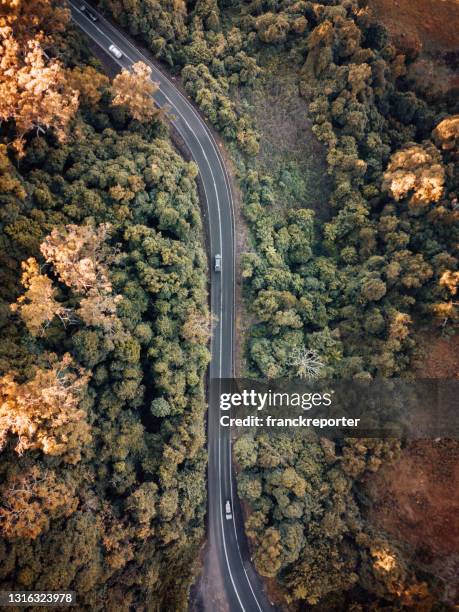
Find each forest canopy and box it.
[0,2,210,609]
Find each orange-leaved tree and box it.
[12,224,123,336]
[40,223,115,293]
[66,65,109,109]
[0,0,69,43]
[0,466,78,540]
[0,353,91,463]
[382,141,445,208]
[111,61,159,122]
[10,257,74,336]
[40,223,123,333]
[0,26,78,155]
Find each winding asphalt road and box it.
[69,2,274,610]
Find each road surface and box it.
[69,2,275,610]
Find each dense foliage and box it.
[98,0,457,377]
[97,0,458,607]
[97,0,262,154]
[237,3,457,604]
[0,3,209,609]
[233,432,438,608]
[237,2,457,379]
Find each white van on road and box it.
[225,500,232,520]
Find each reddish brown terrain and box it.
[367,0,459,54]
[362,331,459,601]
[364,440,459,557]
[368,0,459,98]
[415,333,459,379]
[364,439,459,601]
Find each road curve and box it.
[69,2,274,610]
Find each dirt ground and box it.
[368,0,459,99]
[414,332,459,378]
[364,440,459,557]
[363,439,459,601]
[367,0,459,54]
[363,330,459,601]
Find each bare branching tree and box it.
[287,347,324,380]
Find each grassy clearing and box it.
[233,50,331,220]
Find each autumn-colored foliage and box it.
[0,354,90,463]
[39,223,123,333]
[111,61,159,122]
[66,65,109,108]
[181,310,214,345]
[0,466,78,540]
[0,0,69,42]
[382,141,445,207]
[12,224,123,335]
[10,257,71,335]
[0,27,78,155]
[40,224,114,294]
[432,114,459,151]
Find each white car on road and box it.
[108,44,123,59]
[214,254,222,272]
